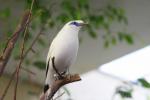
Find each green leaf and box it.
[62,0,74,13]
[24,58,31,66]
[138,78,150,88]
[25,0,39,13]
[6,31,12,37]
[117,15,128,25]
[104,40,109,48]
[97,16,104,25]
[78,0,88,9]
[76,10,81,19]
[90,15,105,28]
[47,18,55,28]
[38,8,51,23]
[89,31,97,38]
[111,37,116,45]
[124,34,133,44]
[57,13,71,23]
[63,87,71,96]
[118,90,132,98]
[0,8,11,19]
[33,61,46,70]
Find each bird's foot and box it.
[54,71,66,80]
[66,74,72,81]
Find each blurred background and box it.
[0,0,150,100]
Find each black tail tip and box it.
[44,84,49,93]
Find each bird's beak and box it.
[79,22,88,26]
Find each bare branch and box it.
[0,69,17,100]
[22,28,43,59]
[0,12,41,100]
[46,74,81,100]
[14,0,35,100]
[21,67,36,76]
[0,10,31,77]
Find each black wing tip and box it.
[44,84,49,93]
[46,58,50,77]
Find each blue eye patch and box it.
[70,21,80,26]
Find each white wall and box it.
[72,0,150,74]
[61,70,150,100]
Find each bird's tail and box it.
[43,84,49,93]
[40,84,50,100]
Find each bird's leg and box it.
[51,57,64,80]
[54,71,66,80]
[66,67,72,80]
[67,67,70,75]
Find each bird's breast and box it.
[51,35,79,72]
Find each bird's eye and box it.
[70,21,79,26]
[73,22,77,25]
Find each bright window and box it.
[99,46,150,82]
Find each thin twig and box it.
[14,32,27,100]
[0,10,31,77]
[1,5,44,100]
[0,10,31,100]
[21,67,36,76]
[1,69,17,100]
[13,0,35,100]
[22,28,43,59]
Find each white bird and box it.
[43,20,87,93]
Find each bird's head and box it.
[64,20,88,31]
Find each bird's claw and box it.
[54,71,66,80]
[67,74,72,80]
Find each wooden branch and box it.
[14,14,31,100]
[21,67,36,76]
[0,69,17,100]
[46,74,81,100]
[22,28,43,59]
[1,7,45,100]
[14,0,35,100]
[0,10,31,77]
[0,1,35,100]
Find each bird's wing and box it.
[45,38,56,77]
[46,57,50,77]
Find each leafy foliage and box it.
[115,84,133,98]
[0,7,11,19]
[63,87,73,100]
[33,61,46,70]
[63,87,71,96]
[118,32,134,44]
[117,89,132,98]
[138,78,150,88]
[0,0,134,70]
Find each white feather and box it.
[45,20,84,85]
